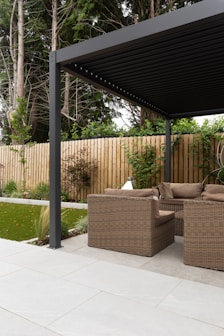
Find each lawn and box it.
[0,202,87,241]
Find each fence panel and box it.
[0,134,222,200]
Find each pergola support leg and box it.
[165,118,171,182]
[49,51,61,249]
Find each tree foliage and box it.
[0,0,205,143]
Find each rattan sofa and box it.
[87,194,175,257]
[184,200,224,271]
[158,183,224,237]
[158,182,204,236]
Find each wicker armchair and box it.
[184,200,224,271]
[159,200,184,236]
[87,194,175,257]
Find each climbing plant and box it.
[125,141,161,188]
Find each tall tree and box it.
[0,0,203,143]
[16,0,24,99]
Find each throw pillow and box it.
[171,183,202,198]
[158,182,174,199]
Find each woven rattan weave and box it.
[88,194,175,257]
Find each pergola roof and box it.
[55,0,224,119]
[49,0,224,249]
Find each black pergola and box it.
[49,0,224,248]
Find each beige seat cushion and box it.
[202,191,224,202]
[155,210,175,226]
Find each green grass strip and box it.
[0,202,87,241]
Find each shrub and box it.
[10,191,23,198]
[75,215,88,234]
[34,206,50,243]
[34,207,74,244]
[61,190,70,202]
[4,180,18,196]
[29,182,50,200]
[125,142,161,188]
[61,148,97,201]
[61,221,69,239]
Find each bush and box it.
[61,148,97,201]
[125,143,161,188]
[61,190,70,202]
[75,215,88,234]
[34,206,50,243]
[4,180,17,196]
[61,221,69,239]
[10,191,23,198]
[29,182,50,200]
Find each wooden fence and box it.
[0,134,221,200]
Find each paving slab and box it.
[0,237,224,336]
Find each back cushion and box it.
[104,188,159,197]
[205,184,224,194]
[171,183,203,198]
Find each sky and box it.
[114,110,224,129]
[194,114,224,125]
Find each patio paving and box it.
[0,235,223,335]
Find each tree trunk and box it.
[9,0,18,115]
[17,0,24,99]
[52,0,57,50]
[149,0,155,18]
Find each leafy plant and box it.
[61,147,97,201]
[61,190,70,202]
[217,167,224,184]
[80,121,123,139]
[10,191,23,198]
[191,121,223,181]
[61,221,69,239]
[34,206,50,243]
[125,142,161,188]
[10,98,33,194]
[4,180,18,196]
[75,215,88,234]
[29,182,50,200]
[34,207,75,244]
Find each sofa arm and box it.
[184,200,224,270]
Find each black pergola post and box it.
[165,118,171,182]
[49,51,62,249]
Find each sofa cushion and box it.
[202,191,224,202]
[170,183,202,198]
[104,188,159,197]
[160,198,185,205]
[155,210,175,226]
[205,184,224,194]
[158,182,174,199]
